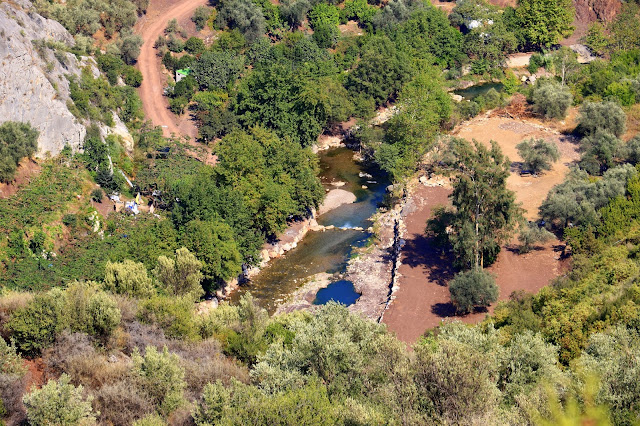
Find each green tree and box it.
[132,346,187,416]
[154,247,204,299]
[514,0,574,49]
[551,47,579,86]
[578,101,626,137]
[63,281,121,337]
[181,219,242,289]
[192,6,212,31]
[215,0,266,43]
[439,138,521,269]
[448,269,499,314]
[374,68,451,181]
[531,81,573,120]
[516,138,560,174]
[579,130,622,175]
[104,259,155,298]
[0,122,39,183]
[23,374,96,426]
[192,51,244,90]
[119,34,144,65]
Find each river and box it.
[229,147,389,313]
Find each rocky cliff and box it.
[0,0,95,156]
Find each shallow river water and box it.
[229,147,389,313]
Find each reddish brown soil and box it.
[23,358,46,391]
[383,184,568,344]
[383,114,575,344]
[0,159,41,199]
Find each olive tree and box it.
[516,138,560,174]
[448,269,499,314]
[578,101,626,137]
[154,247,204,299]
[531,81,572,120]
[104,259,155,298]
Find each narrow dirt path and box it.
[135,0,207,139]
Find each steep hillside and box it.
[0,0,132,157]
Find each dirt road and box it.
[135,0,206,139]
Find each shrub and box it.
[449,269,499,314]
[94,381,155,426]
[123,66,143,87]
[7,293,64,355]
[104,260,155,298]
[91,188,104,202]
[578,101,626,137]
[137,296,198,340]
[192,6,212,31]
[578,129,622,175]
[154,247,204,299]
[166,35,184,53]
[0,338,26,376]
[531,81,572,120]
[0,373,27,425]
[132,346,187,416]
[516,138,560,174]
[62,213,78,228]
[23,374,96,425]
[120,34,144,65]
[518,223,554,254]
[184,37,205,54]
[62,281,122,338]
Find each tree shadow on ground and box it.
[401,233,456,287]
[431,302,489,319]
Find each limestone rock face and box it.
[0,1,127,157]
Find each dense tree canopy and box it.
[0,122,39,183]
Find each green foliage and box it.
[119,33,143,65]
[585,22,609,57]
[90,188,104,202]
[154,247,204,299]
[0,338,26,377]
[577,101,627,137]
[184,36,206,54]
[345,35,413,109]
[192,51,245,91]
[132,346,187,416]
[215,0,266,43]
[104,259,155,298]
[518,222,554,254]
[448,268,499,314]
[7,292,64,355]
[435,138,521,269]
[540,164,637,231]
[607,3,640,54]
[63,281,121,337]
[531,81,573,120]
[342,0,376,26]
[122,66,143,87]
[579,130,622,175]
[373,68,451,181]
[23,374,95,425]
[516,138,560,174]
[192,6,212,31]
[138,296,198,339]
[180,220,241,289]
[513,0,574,49]
[0,122,38,183]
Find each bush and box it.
[8,293,64,355]
[449,269,499,314]
[62,213,78,228]
[192,6,212,31]
[168,96,188,115]
[184,36,205,54]
[91,188,104,202]
[94,381,155,426]
[167,35,184,53]
[0,338,26,376]
[132,346,187,416]
[154,247,204,299]
[531,81,572,120]
[23,374,96,425]
[137,296,198,340]
[578,101,627,137]
[123,66,143,87]
[120,34,144,65]
[104,260,155,298]
[518,223,554,253]
[516,138,560,174]
[579,129,622,175]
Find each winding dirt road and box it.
[135,0,206,139]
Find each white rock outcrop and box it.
[0,0,132,157]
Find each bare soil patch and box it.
[383,184,569,344]
[0,159,41,199]
[452,113,580,220]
